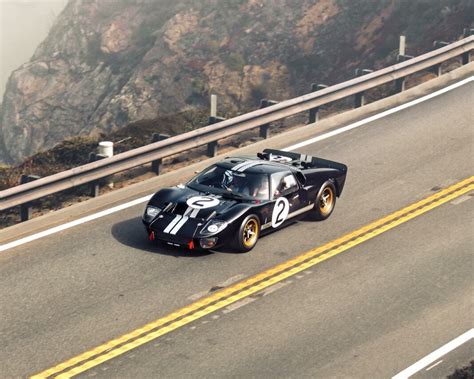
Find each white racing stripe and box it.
[169,216,189,235]
[1,76,472,252]
[160,206,199,235]
[163,215,182,234]
[392,328,474,379]
[231,161,251,171]
[232,160,261,172]
[236,161,262,172]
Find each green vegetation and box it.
[222,52,246,72]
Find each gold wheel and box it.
[242,218,259,248]
[319,186,334,216]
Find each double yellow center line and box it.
[32,176,474,378]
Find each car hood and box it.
[149,186,242,221]
[146,187,246,242]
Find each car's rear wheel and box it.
[311,182,336,220]
[232,215,260,253]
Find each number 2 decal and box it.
[272,197,290,228]
[186,196,220,209]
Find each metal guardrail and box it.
[1,36,473,213]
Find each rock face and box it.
[0,0,471,164]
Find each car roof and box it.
[217,156,294,174]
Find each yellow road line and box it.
[32,177,474,378]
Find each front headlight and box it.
[144,206,161,221]
[199,219,228,236]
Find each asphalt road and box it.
[78,186,474,378]
[0,80,472,377]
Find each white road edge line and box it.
[1,76,472,252]
[0,195,152,252]
[284,75,473,151]
[392,328,474,379]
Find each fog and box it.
[0,0,67,98]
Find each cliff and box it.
[0,0,472,164]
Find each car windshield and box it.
[187,165,270,200]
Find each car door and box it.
[269,171,304,228]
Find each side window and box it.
[271,172,298,198]
[281,174,298,193]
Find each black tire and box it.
[231,215,260,253]
[310,182,336,221]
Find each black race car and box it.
[143,149,347,253]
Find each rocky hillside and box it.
[1,0,472,164]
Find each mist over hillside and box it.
[0,0,472,164]
[0,0,67,96]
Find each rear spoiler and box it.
[261,149,347,173]
[260,149,311,163]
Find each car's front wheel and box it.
[310,182,336,221]
[232,215,260,253]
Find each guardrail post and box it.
[354,92,365,108]
[151,133,170,175]
[395,77,406,93]
[259,99,279,138]
[98,141,114,188]
[460,32,472,62]
[460,31,472,62]
[206,142,218,158]
[259,99,269,138]
[461,51,470,65]
[397,35,414,62]
[88,153,108,197]
[210,94,217,118]
[308,83,328,123]
[429,63,442,77]
[431,40,448,75]
[399,35,406,56]
[354,69,373,108]
[207,116,226,157]
[19,174,41,222]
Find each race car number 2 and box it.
[186,196,220,209]
[272,197,290,228]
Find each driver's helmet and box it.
[222,170,234,188]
